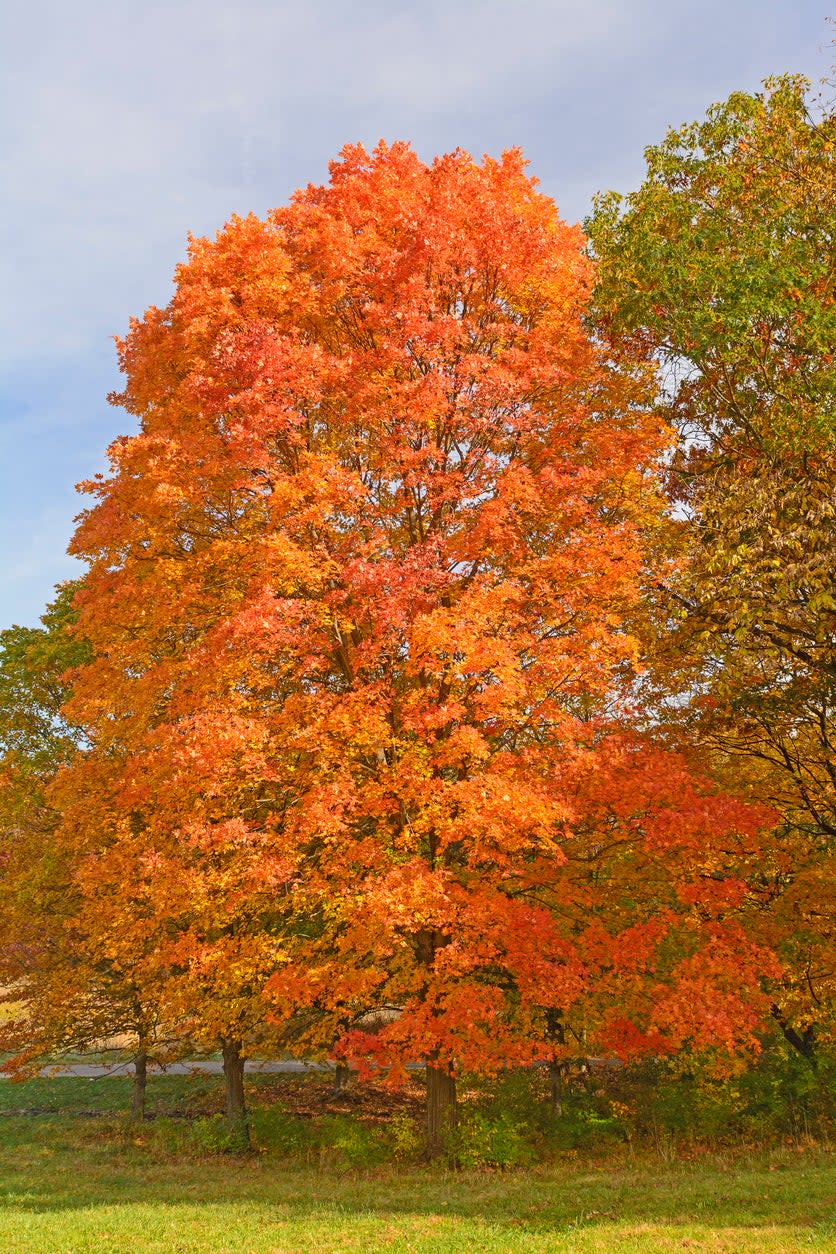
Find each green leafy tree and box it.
[588,74,835,1058]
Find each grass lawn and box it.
[0,1075,832,1253]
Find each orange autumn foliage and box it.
[59,144,778,1088]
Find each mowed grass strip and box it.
[0,1077,832,1253]
[1,1137,832,1254]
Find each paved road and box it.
[0,1060,337,1079]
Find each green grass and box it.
[0,1076,833,1253]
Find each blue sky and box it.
[0,0,829,627]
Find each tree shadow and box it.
[0,1135,831,1245]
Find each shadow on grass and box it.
[0,1078,832,1251]
[0,1118,832,1241]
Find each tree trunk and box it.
[221,1038,250,1148]
[333,1062,350,1093]
[545,1008,566,1116]
[130,1048,147,1121]
[771,1005,818,1070]
[548,1060,564,1117]
[425,1063,457,1160]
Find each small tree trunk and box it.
[333,1062,350,1093]
[544,1009,566,1116]
[425,1063,457,1160]
[221,1038,250,1149]
[771,1005,818,1070]
[548,1060,564,1117]
[130,1048,148,1121]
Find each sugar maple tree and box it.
[65,143,777,1153]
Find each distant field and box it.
[0,1074,833,1253]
